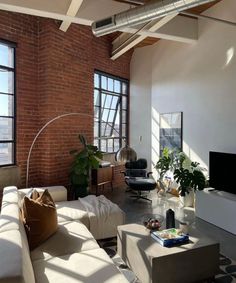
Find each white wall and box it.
[130,46,152,170]
[130,0,236,175]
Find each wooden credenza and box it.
[92,166,113,196]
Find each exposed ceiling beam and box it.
[0,3,91,26]
[111,13,178,60]
[59,0,84,32]
[119,14,198,44]
[181,11,236,27]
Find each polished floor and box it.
[99,185,236,261]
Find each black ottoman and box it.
[126,177,156,202]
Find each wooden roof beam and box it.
[119,14,198,44]
[59,0,84,32]
[111,13,178,60]
[0,2,91,26]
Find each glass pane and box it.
[0,69,14,94]
[101,139,107,152]
[107,139,113,153]
[0,117,13,140]
[101,93,107,108]
[94,139,98,148]
[0,94,13,116]
[108,78,113,92]
[0,142,13,165]
[101,108,109,122]
[122,82,128,95]
[103,94,112,109]
[122,110,127,123]
[112,125,119,137]
[94,90,99,106]
[101,122,106,136]
[94,121,99,138]
[94,73,99,88]
[115,106,120,125]
[108,110,115,122]
[101,76,107,90]
[94,106,99,119]
[0,45,14,68]
[114,139,120,152]
[122,96,127,110]
[111,96,119,109]
[105,124,112,137]
[122,123,126,137]
[114,80,121,93]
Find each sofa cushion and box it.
[19,186,67,203]
[22,189,58,250]
[56,200,89,228]
[33,248,129,283]
[31,220,99,261]
[0,229,35,283]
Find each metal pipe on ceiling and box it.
[92,0,216,37]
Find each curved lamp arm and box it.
[26,112,92,188]
[25,112,130,188]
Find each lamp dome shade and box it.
[115,145,137,163]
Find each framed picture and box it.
[160,112,183,156]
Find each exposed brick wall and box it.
[0,11,132,191]
[0,12,40,189]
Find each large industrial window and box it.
[94,71,129,153]
[0,41,16,166]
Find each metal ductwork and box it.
[92,0,215,37]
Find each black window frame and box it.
[94,70,129,153]
[0,39,16,167]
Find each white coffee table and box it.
[117,224,219,283]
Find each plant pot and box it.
[179,189,194,207]
[73,185,89,199]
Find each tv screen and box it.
[209,151,236,194]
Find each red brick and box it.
[0,11,132,190]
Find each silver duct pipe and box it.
[92,0,215,37]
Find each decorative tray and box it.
[151,228,189,247]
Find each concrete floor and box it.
[100,185,236,261]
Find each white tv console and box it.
[195,188,236,235]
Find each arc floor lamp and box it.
[26,112,137,188]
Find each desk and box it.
[117,224,219,283]
[92,166,113,196]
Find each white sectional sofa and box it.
[0,186,128,283]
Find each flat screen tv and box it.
[209,151,236,194]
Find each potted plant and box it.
[155,148,182,193]
[174,161,206,207]
[155,148,206,206]
[69,134,103,199]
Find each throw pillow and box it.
[22,189,58,250]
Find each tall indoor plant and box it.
[69,134,103,198]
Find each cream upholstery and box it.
[0,230,35,283]
[33,248,129,283]
[56,200,90,228]
[0,186,21,232]
[0,186,127,283]
[31,220,99,261]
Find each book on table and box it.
[151,228,189,247]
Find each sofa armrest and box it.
[19,186,68,202]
